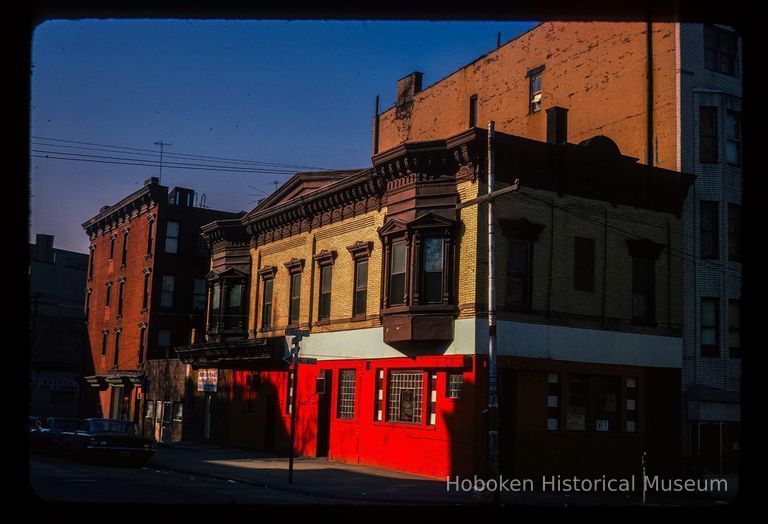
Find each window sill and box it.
[334,417,356,425]
[350,314,368,322]
[316,319,330,326]
[372,420,437,431]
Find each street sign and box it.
[296,357,317,365]
[285,328,310,337]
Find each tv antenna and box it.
[154,140,172,183]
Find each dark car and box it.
[68,418,155,466]
[28,416,45,452]
[37,417,82,455]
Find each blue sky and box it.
[30,19,539,253]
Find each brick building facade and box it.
[177,120,693,478]
[373,21,742,474]
[82,177,240,441]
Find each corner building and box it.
[178,121,693,478]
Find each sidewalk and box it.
[148,441,738,506]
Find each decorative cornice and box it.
[283,258,305,274]
[257,266,278,279]
[499,218,546,241]
[346,241,373,259]
[313,249,337,267]
[626,238,666,260]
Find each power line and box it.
[30,149,295,175]
[31,135,336,171]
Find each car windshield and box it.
[86,420,137,435]
[49,419,81,430]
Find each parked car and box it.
[28,416,45,452]
[37,417,82,455]
[68,419,155,466]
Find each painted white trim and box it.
[484,320,682,369]
[292,317,681,369]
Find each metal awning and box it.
[83,371,145,389]
[175,337,287,369]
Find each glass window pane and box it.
[166,221,179,237]
[702,300,717,325]
[165,237,178,254]
[391,242,406,274]
[321,266,332,294]
[356,259,368,290]
[423,238,443,272]
[508,241,529,272]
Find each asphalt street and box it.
[29,454,363,505]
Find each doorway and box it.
[264,395,277,451]
[316,370,332,457]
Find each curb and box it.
[146,460,477,506]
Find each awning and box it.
[175,337,288,369]
[83,371,145,390]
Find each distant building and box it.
[81,177,241,441]
[29,234,90,418]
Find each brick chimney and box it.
[396,72,423,113]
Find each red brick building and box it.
[82,177,240,440]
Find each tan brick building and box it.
[177,116,693,478]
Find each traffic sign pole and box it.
[285,330,309,484]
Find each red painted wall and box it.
[221,355,482,479]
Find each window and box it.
[387,370,424,424]
[210,282,221,327]
[529,72,542,113]
[161,275,175,308]
[192,278,206,311]
[318,265,332,321]
[699,107,718,163]
[121,231,129,267]
[704,25,737,76]
[109,235,116,259]
[142,272,150,310]
[138,326,146,364]
[117,280,125,316]
[574,237,595,292]
[165,221,179,254]
[105,281,112,307]
[506,240,531,306]
[700,201,720,259]
[146,217,155,255]
[631,257,655,321]
[389,241,407,306]
[84,289,91,322]
[172,402,183,422]
[113,330,121,367]
[469,94,478,127]
[289,273,301,325]
[101,330,108,356]
[566,375,619,432]
[353,258,368,317]
[701,298,719,357]
[223,281,244,329]
[422,237,444,303]
[729,300,741,358]
[447,373,463,399]
[726,111,741,166]
[261,278,273,329]
[337,369,356,420]
[158,329,171,350]
[88,247,95,279]
[728,204,742,262]
[145,401,155,419]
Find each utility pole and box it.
[284,328,310,484]
[486,120,500,505]
[455,122,519,505]
[154,140,172,184]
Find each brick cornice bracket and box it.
[257,265,277,279]
[283,258,305,274]
[499,218,545,241]
[142,267,152,276]
[346,241,373,259]
[118,276,126,283]
[137,321,147,329]
[313,249,337,267]
[626,238,666,260]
